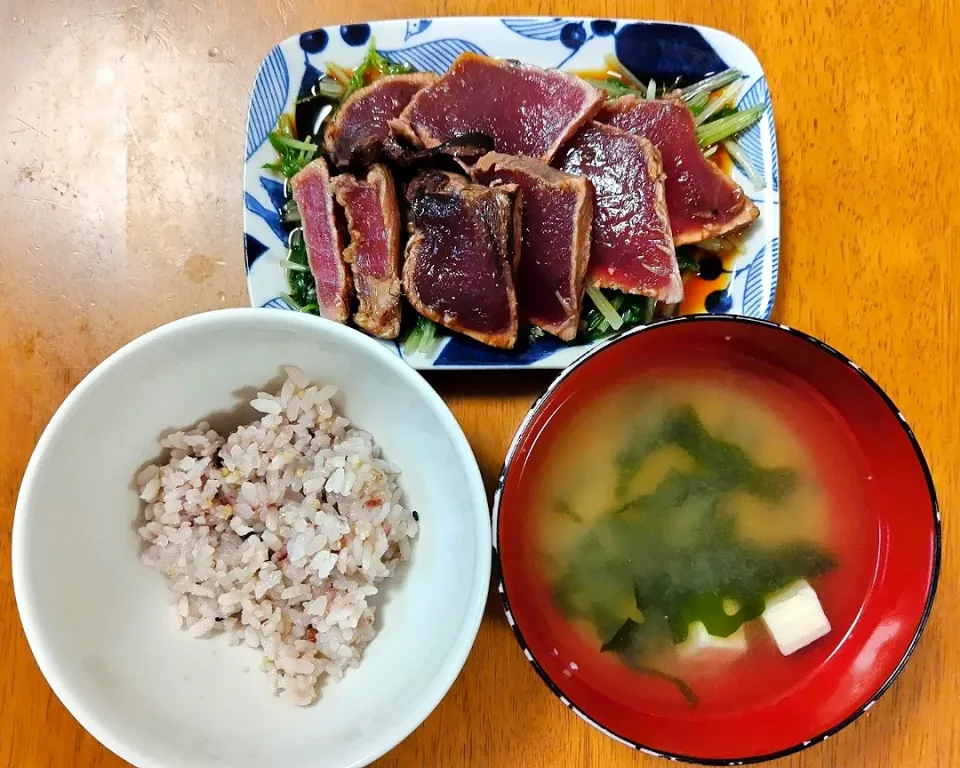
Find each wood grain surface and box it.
[1,1,957,766]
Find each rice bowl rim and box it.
[12,307,493,768]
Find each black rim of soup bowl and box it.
[491,314,942,765]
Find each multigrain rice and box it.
[136,366,418,705]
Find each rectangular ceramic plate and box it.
[243,17,780,370]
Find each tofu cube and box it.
[762,580,831,656]
[677,621,747,657]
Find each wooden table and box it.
[1,1,957,766]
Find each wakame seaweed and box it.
[553,405,836,706]
[555,499,583,522]
[616,405,800,503]
[600,618,699,705]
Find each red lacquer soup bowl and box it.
[493,315,940,764]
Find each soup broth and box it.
[530,359,877,713]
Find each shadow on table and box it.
[422,369,558,401]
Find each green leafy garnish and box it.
[696,104,763,148]
[286,230,318,313]
[585,284,624,331]
[581,302,612,340]
[402,315,438,356]
[528,326,546,343]
[277,293,301,311]
[722,138,765,190]
[679,68,742,103]
[278,258,309,272]
[582,76,641,100]
[580,290,656,343]
[280,198,301,224]
[672,68,764,155]
[695,82,743,127]
[620,294,656,327]
[339,42,414,104]
[301,77,345,102]
[603,54,647,90]
[646,78,657,101]
[675,247,700,273]
[262,114,318,178]
[710,105,739,122]
[687,90,710,117]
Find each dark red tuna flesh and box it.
[402,171,520,348]
[393,53,604,163]
[290,158,352,322]
[472,153,593,341]
[554,121,682,303]
[332,164,402,339]
[324,74,437,168]
[597,96,759,245]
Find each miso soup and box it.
[529,359,876,713]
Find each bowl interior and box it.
[14,310,490,768]
[495,317,938,763]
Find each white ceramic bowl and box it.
[13,309,491,768]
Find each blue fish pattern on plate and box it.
[502,18,569,41]
[246,46,288,159]
[297,60,325,101]
[737,77,779,192]
[244,234,270,271]
[381,39,486,73]
[298,29,329,54]
[243,18,781,370]
[742,238,780,318]
[262,296,294,310]
[405,20,433,40]
[340,24,372,47]
[244,192,287,245]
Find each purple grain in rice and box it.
[135,367,418,705]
